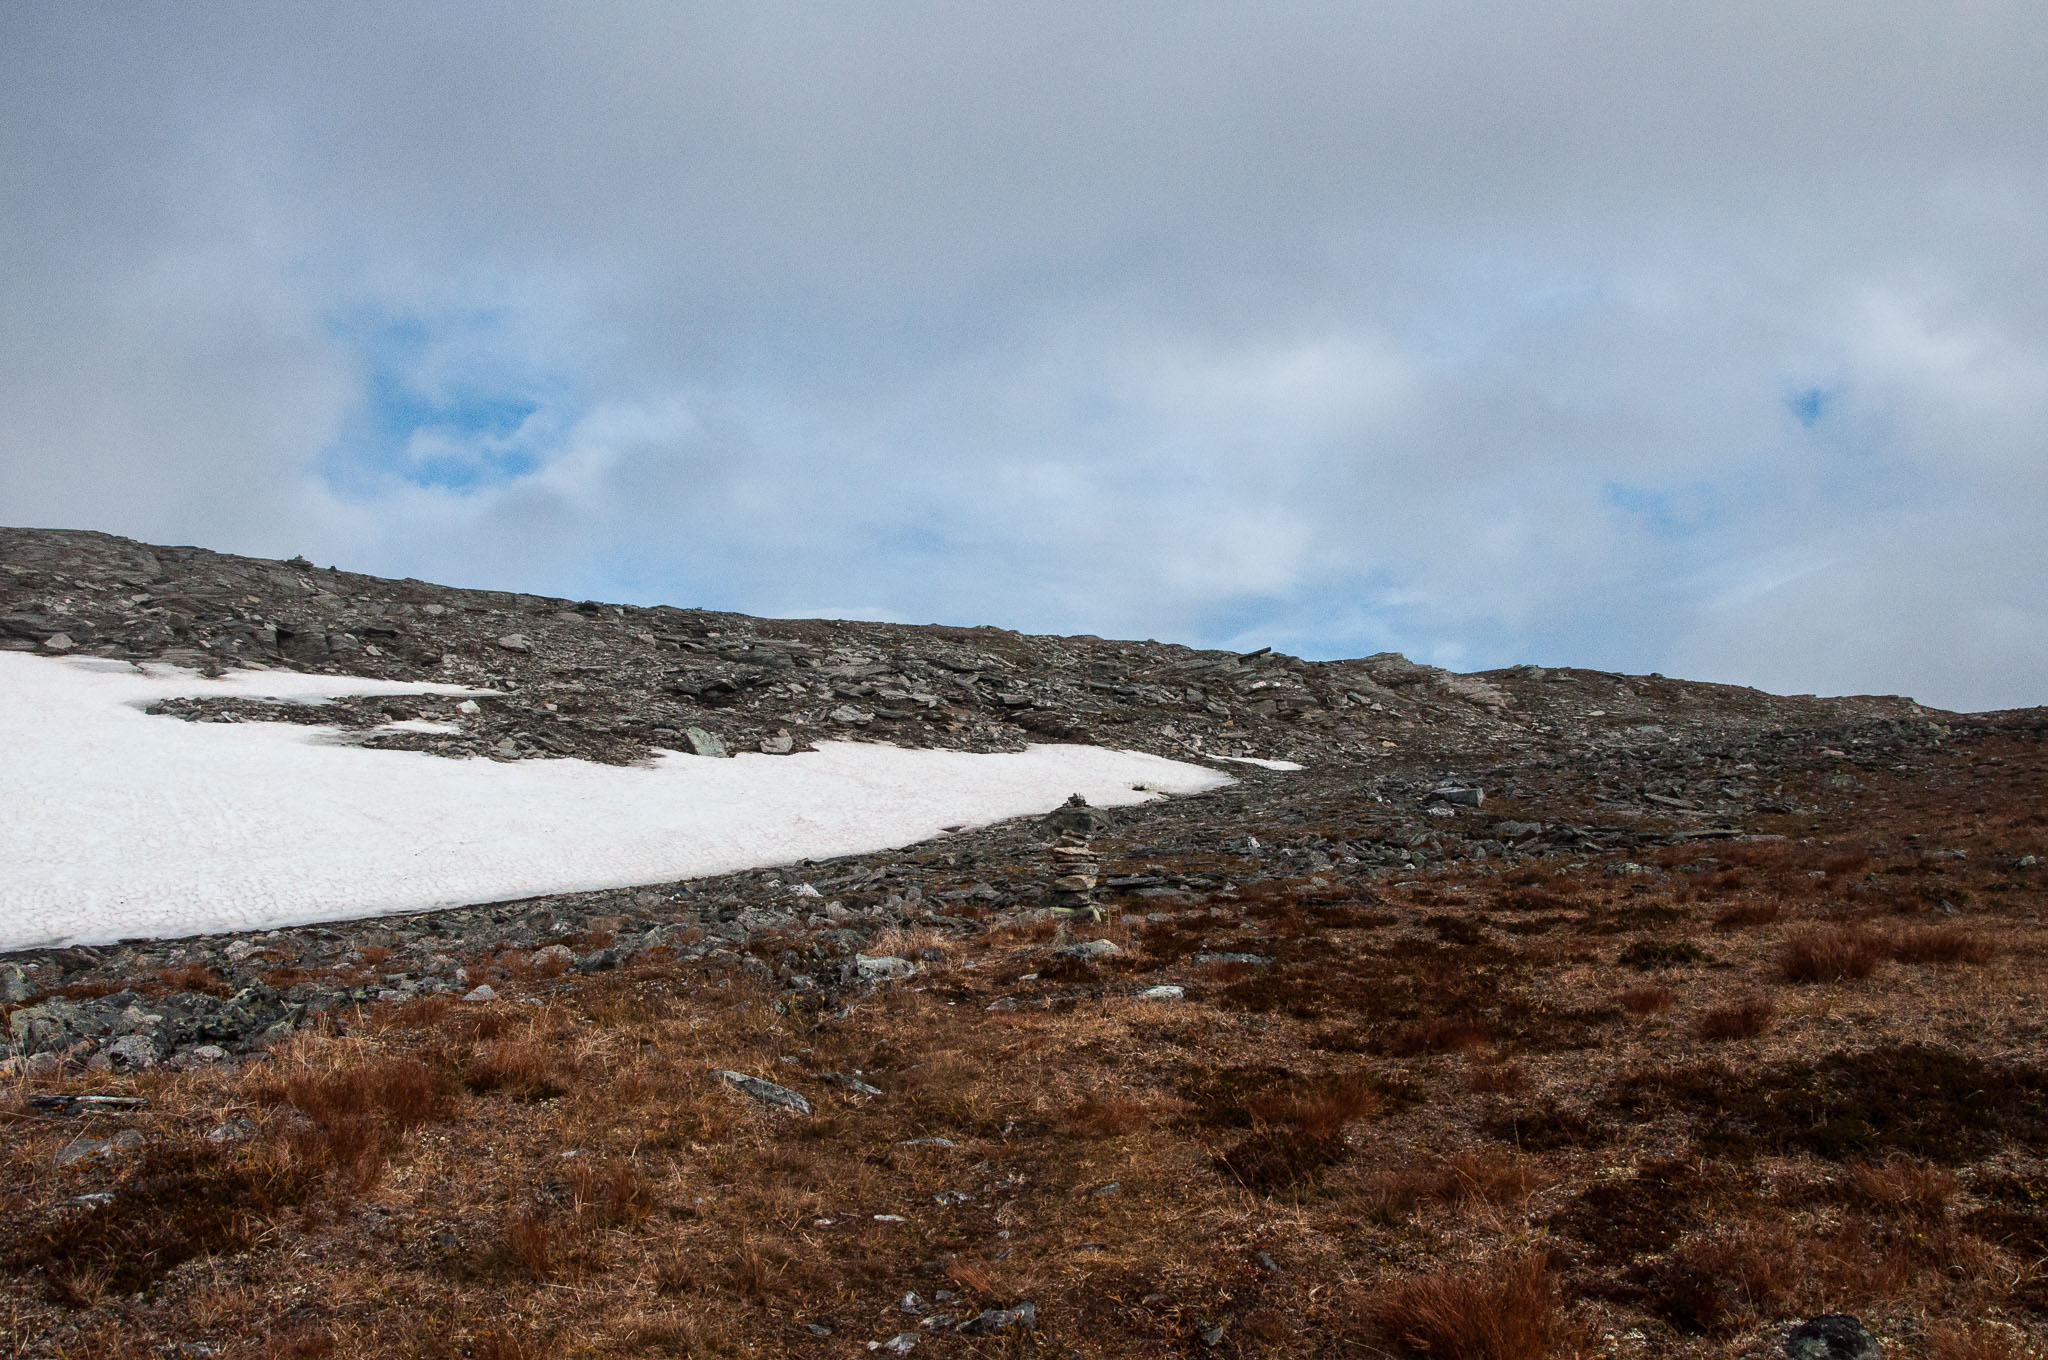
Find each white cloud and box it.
[1,3,2044,708]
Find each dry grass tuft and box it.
[4,1139,320,1297]
[1362,1152,1553,1225]
[1887,925,1996,966]
[152,962,231,996]
[1385,1017,1494,1056]
[1374,1249,1564,1360]
[277,1051,454,1128]
[461,1038,566,1100]
[252,1048,458,1189]
[1465,1059,1529,1095]
[1217,1078,1380,1193]
[1065,1093,1170,1137]
[1713,900,1783,929]
[261,1324,337,1359]
[1927,1321,2043,1360]
[471,1329,545,1360]
[1620,984,1675,1018]
[500,1207,559,1280]
[1845,1157,1958,1218]
[568,1159,654,1227]
[1694,995,1775,1041]
[1780,926,1886,982]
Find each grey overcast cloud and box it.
[2,4,2044,711]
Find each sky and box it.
[1,4,2044,712]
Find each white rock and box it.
[855,954,923,982]
[462,984,499,1002]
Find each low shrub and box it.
[1779,927,1885,983]
[1217,1077,1380,1193]
[5,1139,320,1297]
[1843,1157,1957,1218]
[1886,926,1994,966]
[1618,940,1709,970]
[1620,984,1675,1018]
[1374,1249,1563,1360]
[1713,901,1782,929]
[1694,996,1774,1041]
[462,1039,566,1100]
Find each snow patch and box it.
[1209,754,1306,771]
[0,653,1234,950]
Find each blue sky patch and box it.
[1787,385,1836,429]
[319,308,568,495]
[1603,480,1721,539]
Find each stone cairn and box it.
[1041,794,1110,934]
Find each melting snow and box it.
[0,653,1236,950]
[1210,754,1306,771]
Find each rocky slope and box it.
[0,525,1989,1073]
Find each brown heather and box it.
[1694,994,1775,1041]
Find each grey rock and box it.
[1425,785,1485,807]
[882,1334,918,1355]
[684,726,729,758]
[462,984,499,1002]
[815,927,868,954]
[1058,938,1124,961]
[855,954,923,982]
[829,705,873,725]
[27,1093,148,1116]
[759,731,795,755]
[0,966,31,1003]
[214,984,293,1040]
[495,633,533,652]
[91,1033,163,1072]
[53,1136,110,1167]
[711,1068,812,1115]
[41,631,75,652]
[9,998,103,1055]
[1193,952,1273,966]
[820,1071,883,1097]
[1040,794,1112,835]
[956,1302,1035,1335]
[1783,1315,1881,1360]
[1138,985,1185,1001]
